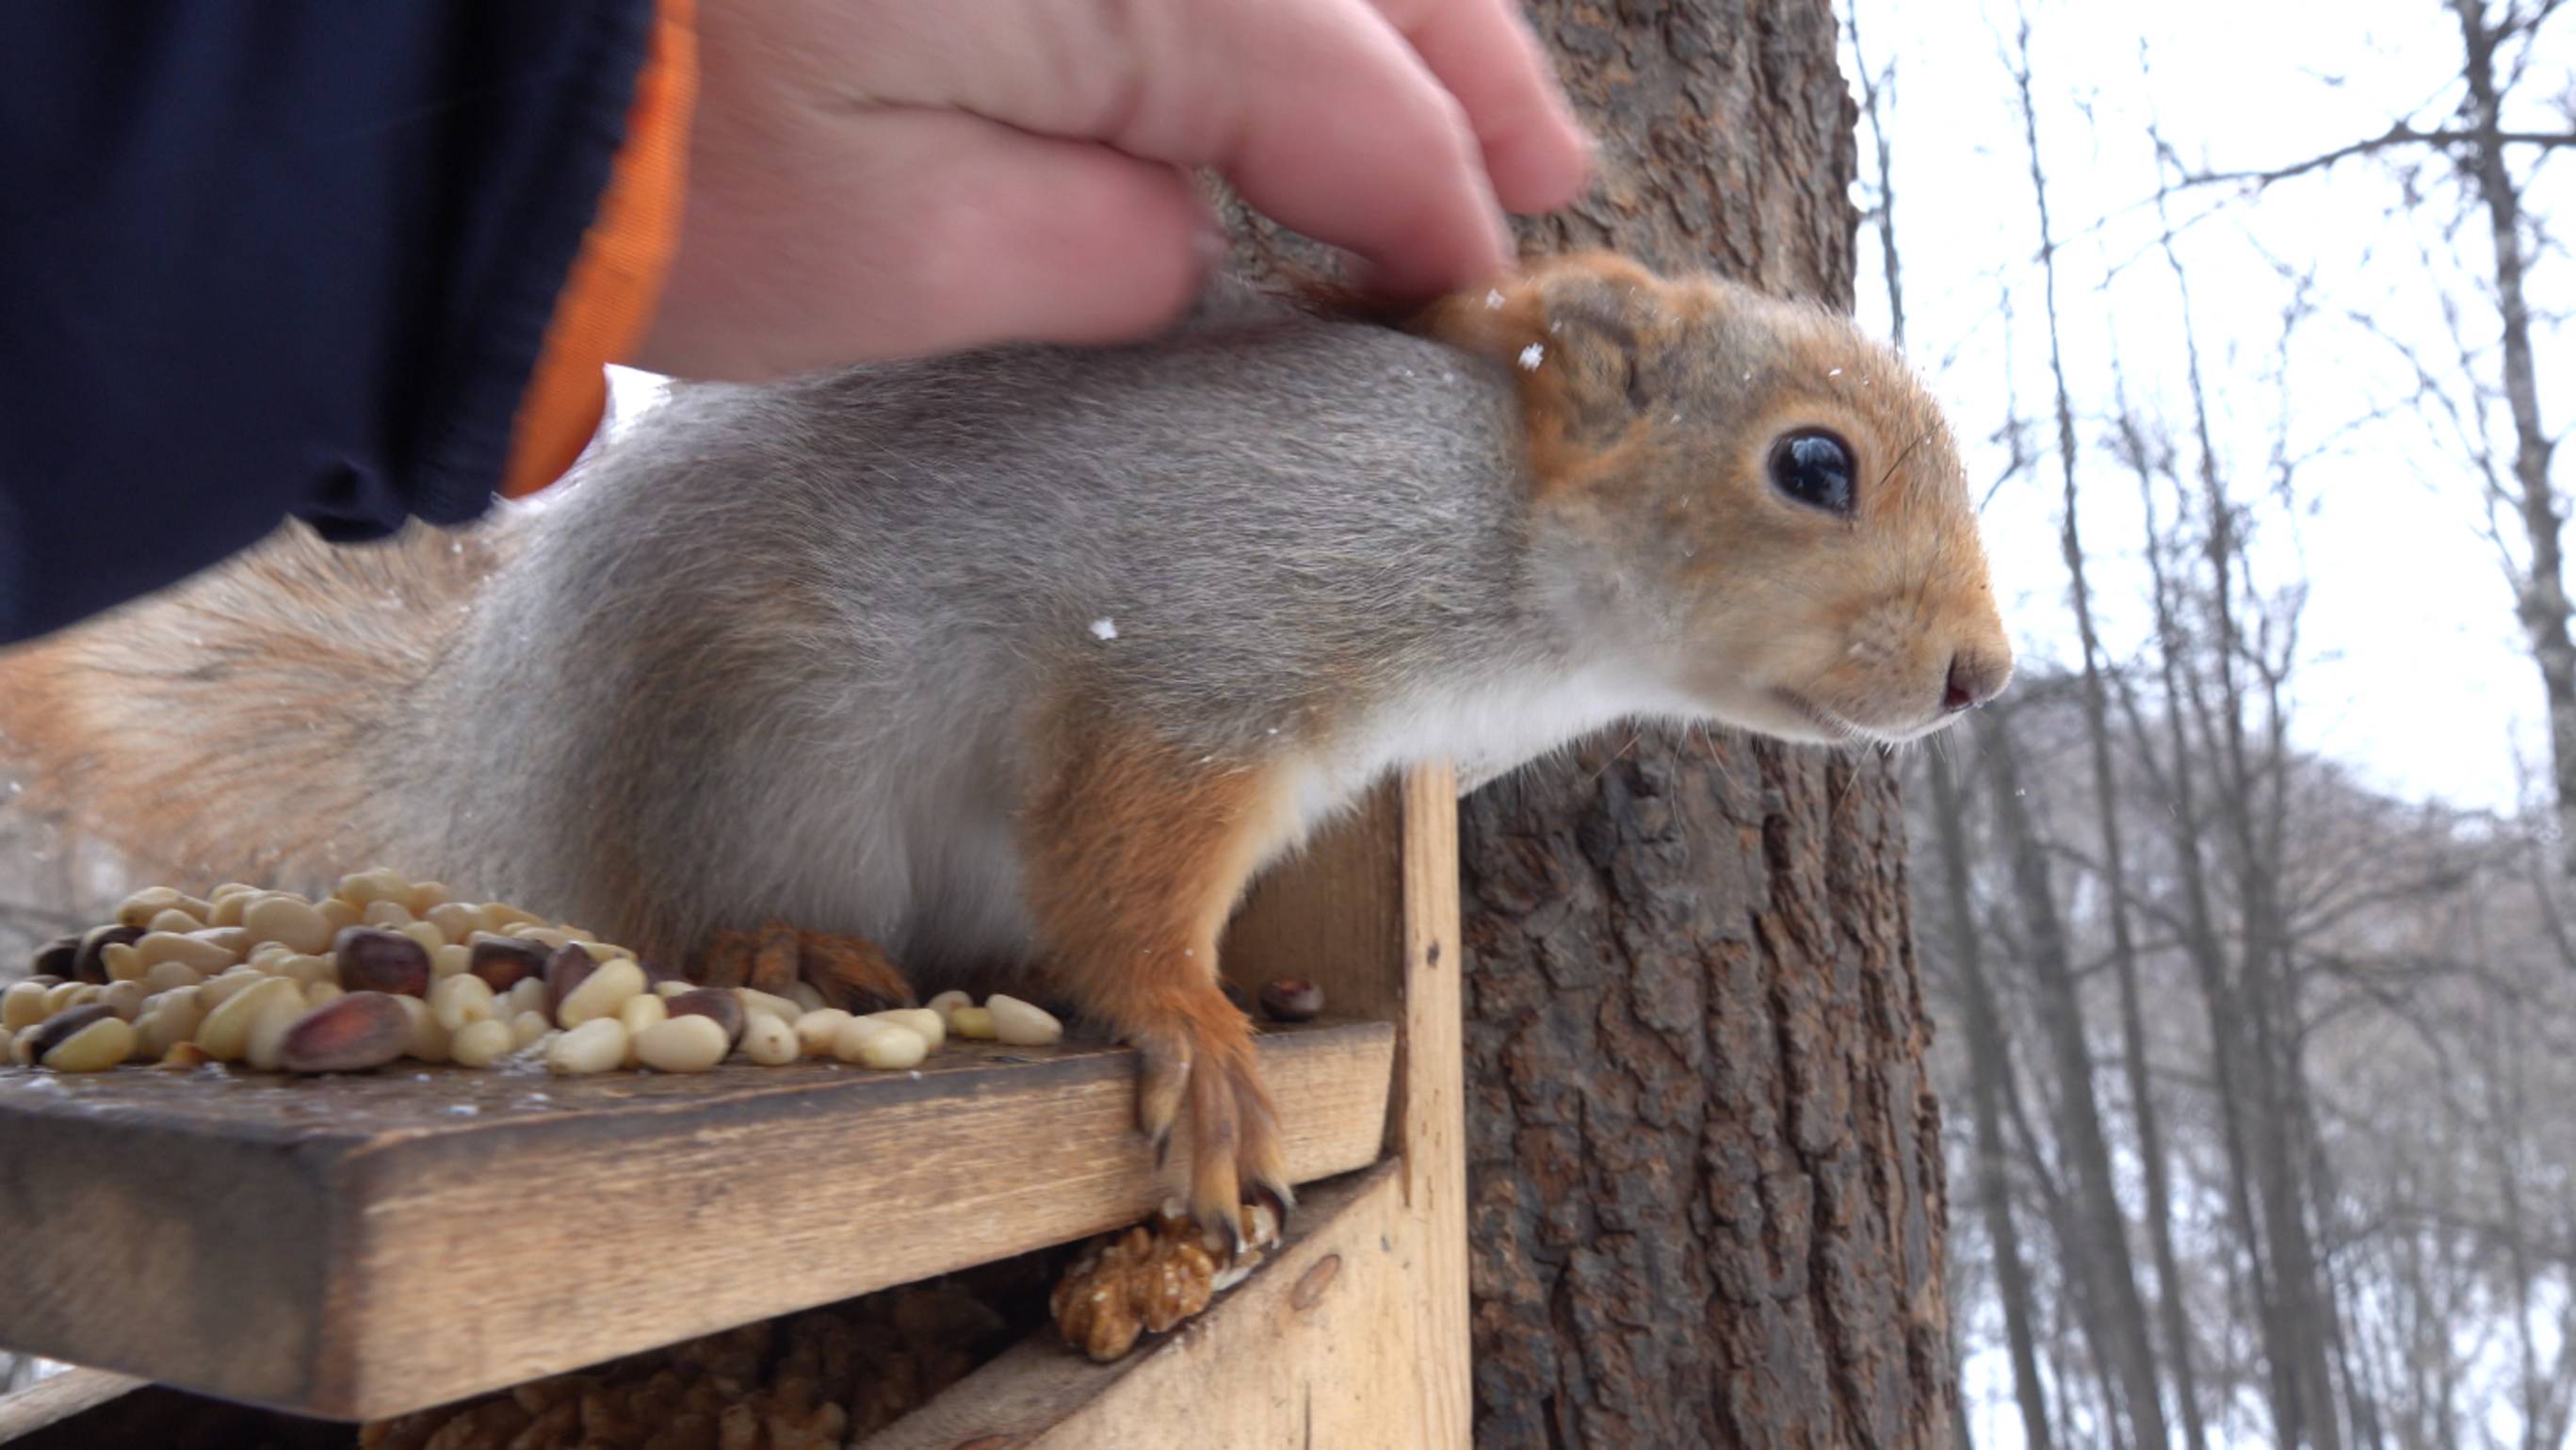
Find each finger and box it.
[1183,0,1515,298]
[637,109,1212,380]
[1369,0,1593,213]
[802,0,1515,301]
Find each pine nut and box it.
[425,903,486,943]
[450,1018,515,1067]
[987,995,1064,1047]
[510,1010,550,1049]
[41,1015,136,1072]
[869,1007,947,1049]
[430,974,496,1032]
[132,931,237,972]
[948,1005,996,1040]
[387,995,446,1062]
[334,869,409,907]
[741,1013,798,1066]
[187,926,251,955]
[504,976,548,1021]
[635,1015,729,1072]
[142,960,205,996]
[243,986,310,1071]
[925,989,973,1021]
[199,970,267,1011]
[145,907,203,936]
[277,992,409,1074]
[666,988,744,1045]
[2,981,47,1032]
[557,957,645,1026]
[363,900,415,928]
[546,1018,628,1075]
[99,981,148,1022]
[243,894,334,954]
[432,943,472,980]
[618,992,668,1037]
[833,1018,927,1069]
[738,987,801,1024]
[794,1009,852,1058]
[116,887,210,929]
[199,976,301,1061]
[336,928,431,997]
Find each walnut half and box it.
[1048,1202,1283,1362]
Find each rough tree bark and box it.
[1455,8,1949,1444]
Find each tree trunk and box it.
[1926,749,2057,1450]
[1230,3,1947,1442]
[2009,23,2174,1442]
[2445,0,2574,877]
[1443,7,1952,1445]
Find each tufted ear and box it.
[1418,253,1676,479]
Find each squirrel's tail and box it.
[0,515,519,888]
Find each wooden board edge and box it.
[0,1370,147,1443]
[851,1163,1404,1450]
[1397,761,1470,1450]
[311,1024,1395,1421]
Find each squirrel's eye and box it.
[1767,430,1855,515]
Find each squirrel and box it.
[0,253,2012,1246]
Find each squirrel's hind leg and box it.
[1020,716,1303,1250]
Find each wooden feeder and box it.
[0,767,1468,1448]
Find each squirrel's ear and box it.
[1418,253,1670,460]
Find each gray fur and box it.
[398,299,1595,973]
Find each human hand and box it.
[633,0,1592,381]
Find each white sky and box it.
[1846,0,2573,817]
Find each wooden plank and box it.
[855,1164,1427,1450]
[0,1021,1391,1422]
[0,1373,343,1450]
[1396,762,1471,1450]
[0,1371,144,1444]
[1226,779,1406,1032]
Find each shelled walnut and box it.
[1048,1200,1282,1362]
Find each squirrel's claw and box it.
[1136,1036,1191,1167]
[1127,996,1290,1249]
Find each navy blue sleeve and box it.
[0,1,656,644]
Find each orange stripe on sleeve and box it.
[499,0,697,500]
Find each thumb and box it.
[636,108,1216,382]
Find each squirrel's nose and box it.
[1942,649,2011,713]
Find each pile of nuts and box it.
[359,1269,1047,1450]
[1,870,1063,1081]
[1049,1199,1283,1362]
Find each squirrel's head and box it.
[1426,253,2013,746]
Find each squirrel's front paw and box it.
[1131,988,1291,1254]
